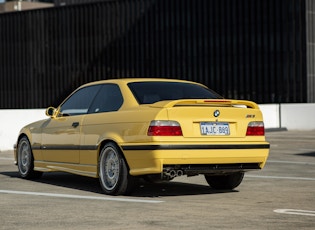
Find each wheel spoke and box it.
[101,147,120,190]
[18,139,32,175]
[22,146,30,167]
[17,137,42,179]
[99,143,134,195]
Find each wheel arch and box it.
[16,128,33,147]
[97,139,131,171]
[16,134,43,179]
[15,133,31,164]
[17,133,29,143]
[97,138,137,195]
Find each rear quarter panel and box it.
[80,107,168,165]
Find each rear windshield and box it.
[128,82,222,104]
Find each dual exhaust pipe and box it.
[163,169,184,178]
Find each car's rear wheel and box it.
[17,137,43,179]
[98,143,136,195]
[204,172,244,190]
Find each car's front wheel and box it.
[17,137,43,179]
[98,143,136,195]
[204,172,244,190]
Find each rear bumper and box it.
[121,142,270,176]
[165,163,262,175]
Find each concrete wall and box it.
[278,103,315,130]
[0,109,46,151]
[259,104,281,129]
[259,103,315,130]
[1,103,314,151]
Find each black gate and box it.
[0,0,307,108]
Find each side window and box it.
[60,85,101,116]
[88,84,123,114]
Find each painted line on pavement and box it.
[0,157,14,161]
[268,160,315,165]
[0,189,164,204]
[274,209,315,217]
[246,175,315,181]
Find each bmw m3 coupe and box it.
[15,78,269,195]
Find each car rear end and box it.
[122,98,269,178]
[159,99,268,173]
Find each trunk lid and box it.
[150,99,264,138]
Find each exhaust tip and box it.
[169,170,176,177]
[177,170,183,177]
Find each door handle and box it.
[72,122,79,128]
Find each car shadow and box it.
[132,180,238,197]
[296,151,315,157]
[1,171,104,194]
[0,171,238,197]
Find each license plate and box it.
[200,122,230,135]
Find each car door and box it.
[41,85,101,164]
[80,84,124,165]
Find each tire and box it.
[17,137,43,179]
[204,172,244,190]
[98,143,136,195]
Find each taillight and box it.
[246,121,265,136]
[148,120,183,136]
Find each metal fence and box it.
[0,0,309,109]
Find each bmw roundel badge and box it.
[213,110,220,117]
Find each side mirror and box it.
[46,107,56,117]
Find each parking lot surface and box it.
[0,130,314,230]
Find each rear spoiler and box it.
[150,99,259,109]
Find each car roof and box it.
[80,78,203,88]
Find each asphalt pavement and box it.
[0,130,314,230]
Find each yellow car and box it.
[15,78,269,195]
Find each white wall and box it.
[1,104,314,151]
[259,103,315,130]
[280,103,315,130]
[0,109,46,151]
[259,104,281,129]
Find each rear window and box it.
[128,82,222,104]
